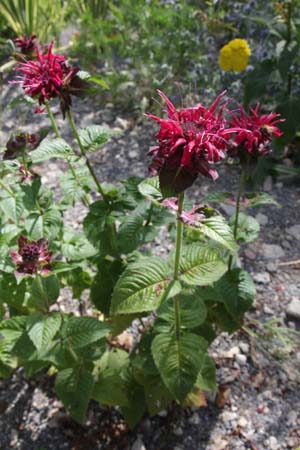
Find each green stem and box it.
[228,169,246,270]
[45,104,90,206]
[173,192,184,341]
[45,103,61,138]
[66,109,108,203]
[286,1,293,96]
[0,180,16,198]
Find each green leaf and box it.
[91,258,124,315]
[196,216,237,251]
[92,349,129,407]
[152,332,207,401]
[179,245,227,286]
[244,192,280,208]
[138,176,163,202]
[157,293,207,329]
[202,192,233,204]
[117,213,146,254]
[77,70,109,89]
[216,269,256,319]
[31,138,75,163]
[62,317,110,349]
[25,208,62,240]
[78,125,111,152]
[195,355,216,391]
[110,257,170,315]
[62,233,97,261]
[55,367,94,423]
[30,275,60,308]
[244,59,275,106]
[0,195,24,222]
[27,312,62,352]
[230,212,260,243]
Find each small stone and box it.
[238,416,248,428]
[286,224,300,241]
[266,263,277,273]
[132,437,146,450]
[287,410,298,426]
[244,249,256,260]
[261,244,285,260]
[256,213,268,226]
[253,272,271,284]
[286,298,300,320]
[221,411,237,422]
[211,436,228,450]
[188,412,200,425]
[173,426,183,436]
[263,305,273,315]
[235,354,247,365]
[157,410,168,417]
[128,150,139,159]
[224,346,240,359]
[263,176,273,191]
[239,342,250,354]
[221,204,236,217]
[267,437,278,448]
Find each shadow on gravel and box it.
[0,371,221,450]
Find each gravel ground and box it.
[1,86,300,450]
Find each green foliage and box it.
[230,212,260,243]
[0,0,67,41]
[152,332,207,402]
[110,257,170,315]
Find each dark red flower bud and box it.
[10,236,52,275]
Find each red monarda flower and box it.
[13,42,90,116]
[10,236,52,275]
[146,91,236,196]
[4,129,48,160]
[14,34,37,55]
[229,104,284,164]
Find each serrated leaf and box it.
[179,245,227,286]
[110,257,170,315]
[55,367,94,423]
[25,208,62,240]
[62,317,110,349]
[244,192,280,208]
[196,216,237,251]
[117,213,146,254]
[91,258,124,315]
[152,332,207,401]
[216,269,256,319]
[230,212,260,243]
[31,138,75,163]
[62,234,97,261]
[157,293,207,329]
[30,275,60,308]
[138,176,163,202]
[0,195,24,222]
[27,312,62,352]
[78,125,111,152]
[202,192,233,204]
[195,355,216,391]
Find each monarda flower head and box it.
[10,236,52,275]
[146,90,235,197]
[3,128,48,160]
[14,34,37,56]
[13,42,89,116]
[229,104,284,170]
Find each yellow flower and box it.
[219,38,251,72]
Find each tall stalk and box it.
[173,192,184,341]
[66,109,108,203]
[45,104,90,206]
[228,169,246,271]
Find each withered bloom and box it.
[3,129,48,160]
[10,236,52,275]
